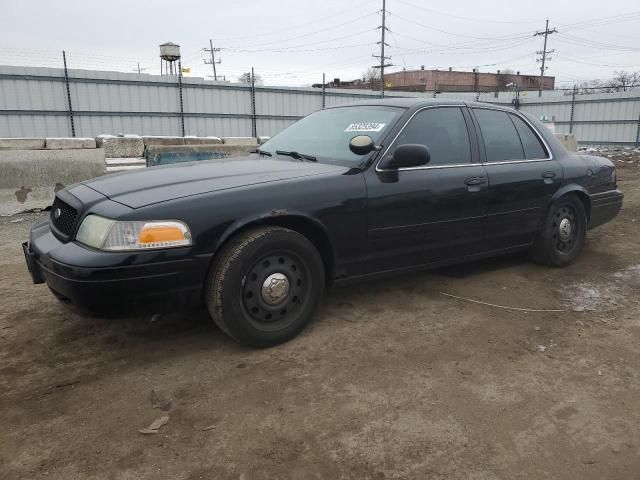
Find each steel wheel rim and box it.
[552,205,578,253]
[241,251,310,331]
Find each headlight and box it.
[76,215,192,251]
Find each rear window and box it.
[473,109,524,162]
[510,114,548,159]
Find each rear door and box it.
[471,107,563,250]
[365,106,489,272]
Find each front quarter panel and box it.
[124,170,369,279]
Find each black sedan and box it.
[23,99,623,347]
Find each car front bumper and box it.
[24,219,213,315]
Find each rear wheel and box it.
[530,194,587,267]
[205,226,324,347]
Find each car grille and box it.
[50,197,79,237]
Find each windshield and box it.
[260,105,404,165]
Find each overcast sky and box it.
[1,0,639,88]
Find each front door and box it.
[365,106,489,272]
[470,108,563,250]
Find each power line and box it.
[387,32,538,63]
[560,49,640,61]
[222,43,377,54]
[555,33,640,52]
[394,0,542,24]
[389,11,533,41]
[388,31,408,70]
[210,0,373,41]
[555,53,640,69]
[222,29,376,53]
[557,22,640,40]
[390,37,535,56]
[218,12,378,49]
[557,11,640,31]
[390,52,537,72]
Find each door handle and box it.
[542,171,556,184]
[464,177,486,186]
[464,176,486,192]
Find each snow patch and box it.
[563,282,622,312]
[562,265,640,312]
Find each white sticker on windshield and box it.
[344,122,386,132]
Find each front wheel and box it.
[530,194,587,267]
[205,226,325,347]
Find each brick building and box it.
[318,67,555,92]
[386,67,554,92]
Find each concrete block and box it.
[555,133,578,152]
[105,157,146,167]
[183,136,223,145]
[142,136,224,147]
[221,137,258,146]
[142,136,186,147]
[105,157,146,173]
[146,144,256,155]
[145,144,256,166]
[46,137,96,149]
[0,138,46,150]
[96,135,145,158]
[257,136,271,145]
[105,165,146,173]
[0,148,105,215]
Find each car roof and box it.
[326,97,514,112]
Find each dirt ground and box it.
[1,158,639,480]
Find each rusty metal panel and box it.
[1,66,639,145]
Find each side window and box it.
[473,109,524,162]
[394,107,472,166]
[510,114,548,159]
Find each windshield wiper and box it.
[275,150,317,162]
[253,148,272,157]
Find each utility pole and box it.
[62,50,75,138]
[534,19,557,97]
[473,68,480,101]
[133,62,147,74]
[372,0,392,98]
[250,67,257,138]
[203,39,221,80]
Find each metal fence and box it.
[1,65,639,146]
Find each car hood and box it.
[83,156,349,209]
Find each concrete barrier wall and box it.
[45,138,96,149]
[0,134,260,214]
[555,133,578,152]
[0,148,104,215]
[0,138,46,150]
[97,135,144,157]
[145,144,258,166]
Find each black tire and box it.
[530,194,587,267]
[205,226,325,347]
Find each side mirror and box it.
[349,135,376,155]
[379,144,431,169]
